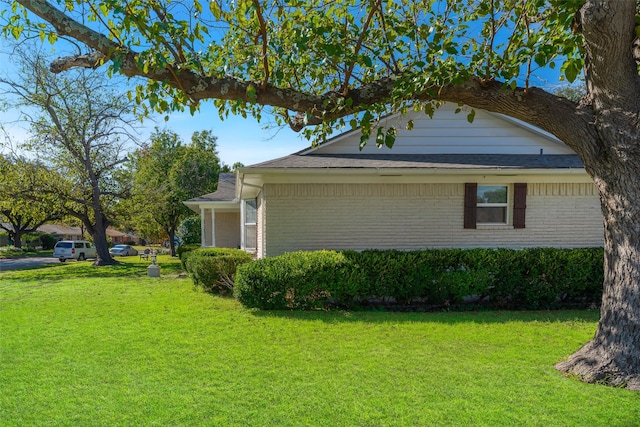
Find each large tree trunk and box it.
[84,210,116,266]
[556,143,640,391]
[556,155,640,390]
[92,227,114,266]
[554,0,640,391]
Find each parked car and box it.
[53,240,97,262]
[109,244,138,256]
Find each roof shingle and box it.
[247,154,584,170]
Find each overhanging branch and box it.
[16,0,597,156]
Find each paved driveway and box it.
[0,257,62,272]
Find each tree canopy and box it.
[4,0,640,390]
[131,128,222,256]
[0,155,63,247]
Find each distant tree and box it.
[132,129,222,256]
[554,80,586,103]
[221,161,245,173]
[0,45,139,265]
[0,155,62,248]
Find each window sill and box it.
[476,224,512,230]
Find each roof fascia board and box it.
[239,169,592,188]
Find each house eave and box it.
[240,166,587,176]
[183,199,240,214]
[237,167,592,194]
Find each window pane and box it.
[477,207,507,223]
[477,186,507,204]
[245,199,257,223]
[245,224,257,250]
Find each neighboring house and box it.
[32,224,141,245]
[185,103,603,258]
[37,224,85,241]
[106,228,143,245]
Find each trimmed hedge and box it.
[234,248,604,310]
[185,248,253,294]
[177,244,200,269]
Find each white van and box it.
[53,240,97,262]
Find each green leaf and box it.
[564,62,578,83]
[467,109,476,123]
[384,128,397,148]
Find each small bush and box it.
[185,248,253,294]
[234,248,604,311]
[177,244,200,269]
[39,234,57,250]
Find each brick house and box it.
[185,104,603,258]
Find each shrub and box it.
[177,244,200,269]
[39,234,57,250]
[185,248,253,294]
[234,250,350,309]
[234,248,604,311]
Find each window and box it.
[464,183,527,229]
[476,186,508,224]
[242,198,257,252]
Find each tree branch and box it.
[341,0,382,96]
[252,0,270,91]
[16,0,598,157]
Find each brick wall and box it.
[262,182,603,257]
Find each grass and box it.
[1,257,639,426]
[0,246,52,259]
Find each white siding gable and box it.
[311,103,575,156]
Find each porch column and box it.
[210,208,216,247]
[200,208,206,247]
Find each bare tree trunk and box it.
[167,228,176,257]
[92,227,113,266]
[84,208,116,266]
[12,230,23,248]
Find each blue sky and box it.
[147,103,311,166]
[0,74,311,167]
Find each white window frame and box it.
[476,185,509,225]
[241,198,257,252]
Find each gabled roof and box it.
[38,224,83,236]
[184,173,237,203]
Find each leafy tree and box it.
[5,0,640,389]
[176,215,201,246]
[0,155,62,248]
[0,44,139,265]
[132,129,221,256]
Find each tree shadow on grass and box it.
[249,307,601,325]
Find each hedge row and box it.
[234,248,604,310]
[183,248,253,294]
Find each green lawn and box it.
[1,257,638,426]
